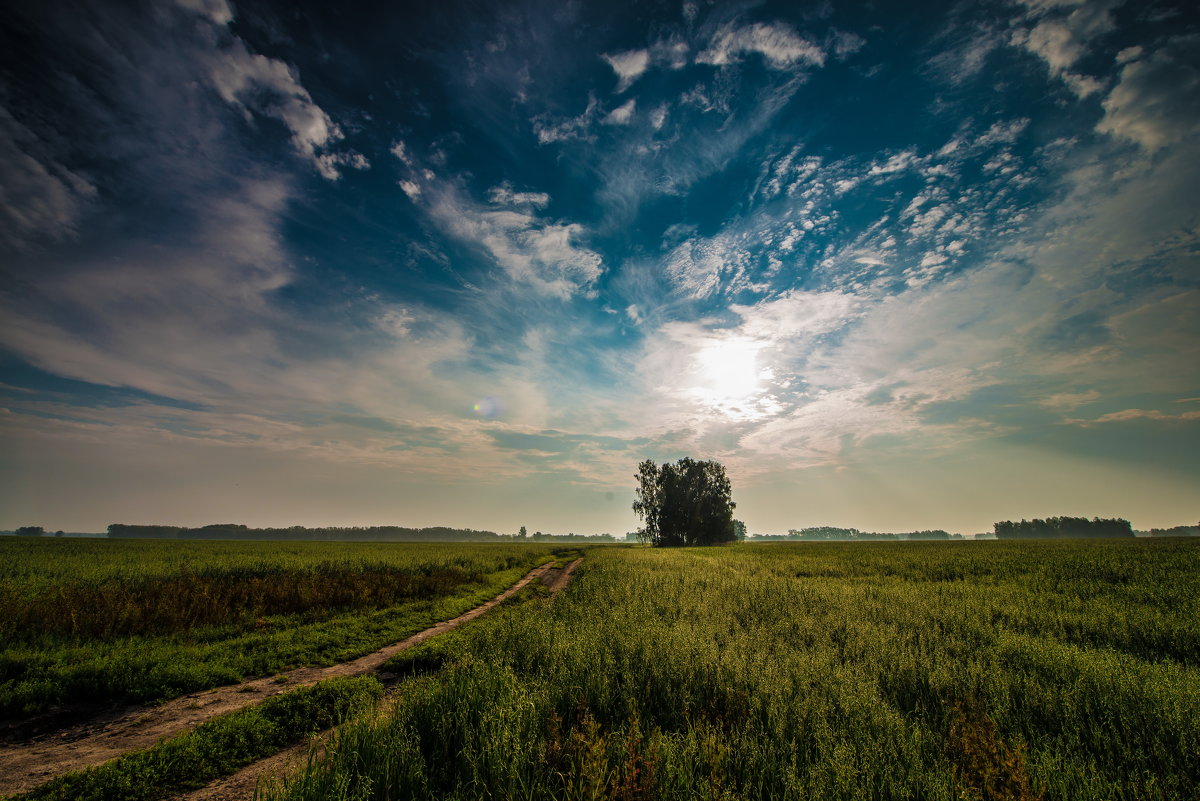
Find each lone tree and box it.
[632,458,738,547]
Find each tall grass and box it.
[14,675,384,801]
[266,539,1200,801]
[0,539,565,717]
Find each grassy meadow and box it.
[0,538,564,717]
[264,539,1200,801]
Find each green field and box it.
[0,538,564,717]
[264,539,1200,801]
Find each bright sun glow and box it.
[692,337,764,412]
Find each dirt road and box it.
[173,556,584,801]
[0,558,581,797]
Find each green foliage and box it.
[994,517,1133,539]
[0,539,562,717]
[772,526,957,541]
[732,520,747,541]
[632,458,737,547]
[105,523,508,541]
[1147,523,1200,537]
[14,675,383,801]
[264,539,1200,801]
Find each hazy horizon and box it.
[2,0,1197,536]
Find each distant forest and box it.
[7,520,1195,541]
[753,527,962,542]
[993,517,1133,539]
[1147,523,1200,537]
[105,523,617,542]
[752,519,1200,541]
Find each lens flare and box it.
[472,396,504,418]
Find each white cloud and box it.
[391,140,413,165]
[399,180,421,200]
[0,0,629,508]
[604,99,636,126]
[665,234,753,299]
[428,185,602,299]
[829,30,865,59]
[1,177,295,403]
[187,7,359,179]
[1097,35,1200,152]
[173,0,233,26]
[1040,389,1100,410]
[731,290,857,342]
[532,96,598,144]
[0,105,97,250]
[602,49,650,92]
[1068,408,1200,425]
[697,22,826,70]
[315,151,370,180]
[977,118,1030,147]
[373,308,416,337]
[487,182,551,208]
[1010,0,1119,97]
[868,150,918,176]
[736,387,926,467]
[928,22,1006,86]
[623,108,1199,473]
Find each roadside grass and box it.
[6,675,383,801]
[263,539,1200,801]
[0,540,567,717]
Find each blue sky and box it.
[1,0,1197,535]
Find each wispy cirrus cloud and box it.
[1009,0,1121,97]
[0,105,97,251]
[174,0,365,179]
[1067,408,1200,425]
[697,21,826,69]
[427,186,602,298]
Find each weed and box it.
[946,699,1042,801]
[0,541,568,717]
[14,676,383,801]
[261,540,1200,801]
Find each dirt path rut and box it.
[173,557,584,801]
[0,559,575,797]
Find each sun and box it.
[692,337,764,411]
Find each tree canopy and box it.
[993,516,1133,539]
[632,458,738,547]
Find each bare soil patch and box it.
[539,556,584,594]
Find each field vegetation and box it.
[0,538,564,717]
[266,539,1200,801]
[13,675,383,801]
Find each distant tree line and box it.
[106,523,617,543]
[514,526,617,542]
[993,517,1133,539]
[1146,523,1200,537]
[753,527,960,542]
[7,527,71,537]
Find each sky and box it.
[1,0,1197,536]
